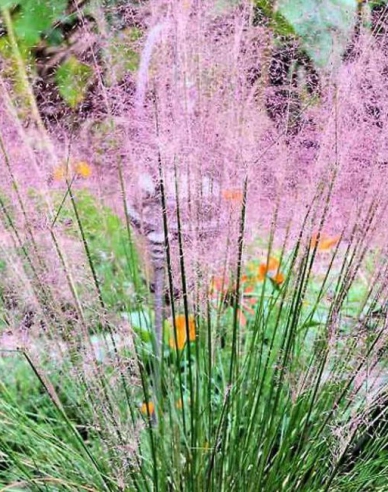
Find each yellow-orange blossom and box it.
[168,314,196,350]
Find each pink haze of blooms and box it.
[0,1,387,291]
[126,2,388,270]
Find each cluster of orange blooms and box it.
[211,256,285,292]
[209,256,285,327]
[140,398,185,418]
[209,230,339,326]
[52,161,92,181]
[141,232,340,416]
[115,233,334,358]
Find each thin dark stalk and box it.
[21,351,115,492]
[172,163,195,469]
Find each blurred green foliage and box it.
[256,0,359,70]
[11,0,68,45]
[278,0,358,70]
[55,55,94,108]
[255,0,296,36]
[55,190,143,311]
[0,0,141,111]
[105,27,142,83]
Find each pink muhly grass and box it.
[2,1,388,489]
[113,9,388,354]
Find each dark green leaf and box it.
[55,56,93,108]
[13,0,67,45]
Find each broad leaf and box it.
[278,0,358,70]
[55,56,93,108]
[13,0,67,45]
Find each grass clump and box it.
[2,192,388,491]
[2,1,388,491]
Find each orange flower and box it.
[74,161,92,178]
[310,233,339,252]
[272,272,285,285]
[256,256,285,285]
[257,256,280,281]
[257,264,266,281]
[169,314,196,350]
[52,164,68,181]
[222,189,243,202]
[140,401,155,416]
